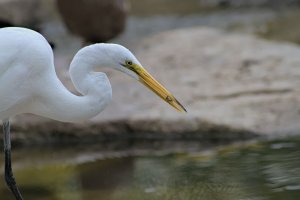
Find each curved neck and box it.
[30,45,112,123]
[70,44,113,95]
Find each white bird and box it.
[0,27,186,200]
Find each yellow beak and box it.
[133,64,187,112]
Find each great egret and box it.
[0,27,186,200]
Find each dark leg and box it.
[3,120,23,200]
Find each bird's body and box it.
[0,27,112,122]
[0,27,185,200]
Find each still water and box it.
[0,137,300,200]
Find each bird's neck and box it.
[70,44,112,95]
[30,45,112,123]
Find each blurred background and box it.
[1,0,300,199]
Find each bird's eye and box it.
[126,60,133,66]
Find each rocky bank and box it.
[10,27,300,144]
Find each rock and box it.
[11,27,300,144]
[0,0,39,27]
[56,0,129,43]
[0,0,57,48]
[125,27,300,136]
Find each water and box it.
[0,137,300,200]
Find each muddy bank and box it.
[9,117,257,146]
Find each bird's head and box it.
[103,44,186,112]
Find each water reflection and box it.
[0,138,300,200]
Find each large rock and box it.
[11,27,300,144]
[128,28,300,136]
[56,0,129,43]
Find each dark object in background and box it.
[0,0,55,49]
[56,0,129,43]
[0,20,14,28]
[0,0,39,28]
